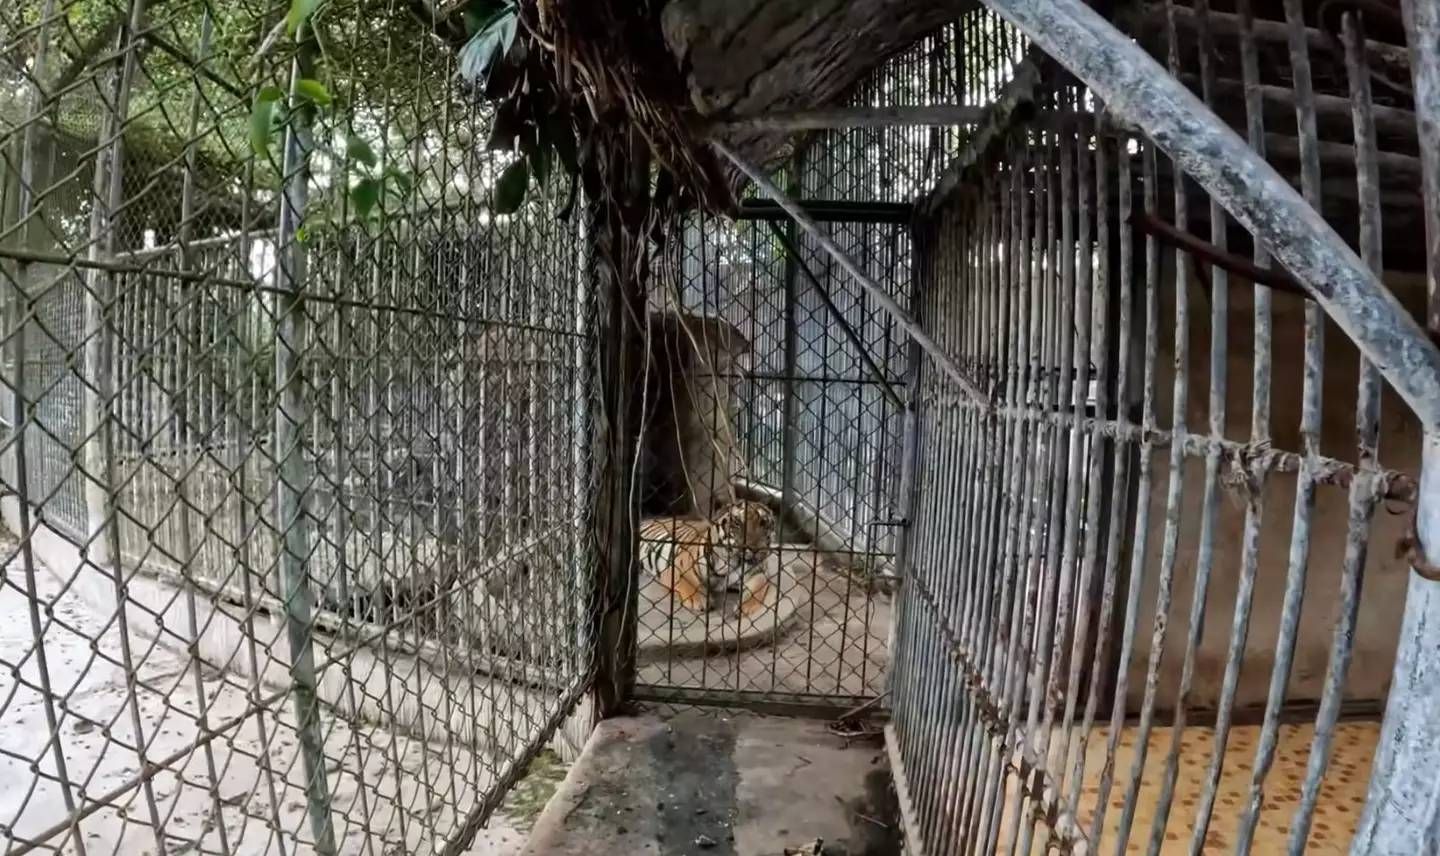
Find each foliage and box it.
[455,0,584,217]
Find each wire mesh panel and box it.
[0,1,598,853]
[888,3,1431,854]
[631,209,908,711]
[626,13,1031,715]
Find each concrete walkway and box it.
[523,711,900,856]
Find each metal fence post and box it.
[272,31,337,855]
[1353,1,1440,851]
[81,32,124,571]
[4,5,87,852]
[574,197,594,666]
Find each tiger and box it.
[639,500,777,618]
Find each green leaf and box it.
[249,87,284,157]
[457,5,517,85]
[350,177,381,219]
[385,168,413,196]
[547,114,578,175]
[463,0,509,35]
[485,101,522,152]
[287,0,320,37]
[529,144,552,188]
[492,159,528,214]
[294,78,331,107]
[346,134,377,168]
[296,224,310,243]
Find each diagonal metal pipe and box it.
[974,0,1440,431]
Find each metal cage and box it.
[874,2,1440,855]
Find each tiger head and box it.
[712,500,776,568]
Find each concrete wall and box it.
[1122,262,1424,712]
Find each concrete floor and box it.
[523,711,900,856]
[637,548,892,701]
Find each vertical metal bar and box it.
[1283,10,1385,851]
[1354,1,1440,851]
[946,184,999,853]
[83,19,123,572]
[1149,0,1230,847]
[956,166,1014,852]
[1112,128,1179,856]
[1189,1,1273,850]
[1069,123,1137,829]
[997,136,1057,856]
[3,3,87,852]
[88,2,170,850]
[973,0,1440,429]
[922,197,967,852]
[1057,118,1117,829]
[171,14,231,852]
[272,28,337,854]
[908,205,949,850]
[573,200,593,669]
[1407,0,1440,337]
[1234,3,1327,849]
[977,159,1020,842]
[1042,107,1102,837]
[946,198,986,846]
[1016,118,1084,856]
[976,144,1033,855]
[941,196,981,853]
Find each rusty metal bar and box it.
[975,145,1038,854]
[1236,4,1329,850]
[1129,210,1308,299]
[1287,16,1387,853]
[1189,0,1274,849]
[1074,126,1137,843]
[1056,117,1119,836]
[1148,0,1230,846]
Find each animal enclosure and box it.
[884,3,1439,855]
[5,0,1440,854]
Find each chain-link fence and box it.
[627,19,1028,713]
[1,1,598,852]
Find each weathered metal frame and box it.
[808,1,1440,854]
[977,0,1440,426]
[690,3,1440,854]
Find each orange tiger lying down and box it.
[639,500,777,619]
